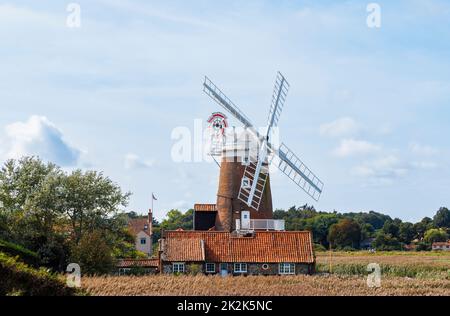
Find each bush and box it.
[0,252,80,296]
[189,264,201,276]
[424,228,448,244]
[416,242,431,251]
[70,231,114,276]
[314,243,327,252]
[0,239,40,267]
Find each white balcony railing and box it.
[236,219,285,231]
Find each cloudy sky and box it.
[1,0,449,222]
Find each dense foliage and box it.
[0,252,81,296]
[155,204,449,251]
[1,155,449,284]
[0,157,132,274]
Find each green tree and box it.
[382,220,400,238]
[373,231,401,251]
[424,228,448,244]
[70,230,114,275]
[0,157,133,271]
[360,223,375,240]
[0,157,61,244]
[160,209,193,231]
[414,217,433,240]
[433,207,450,228]
[328,219,362,249]
[399,222,415,244]
[349,211,391,230]
[307,214,339,247]
[59,170,130,244]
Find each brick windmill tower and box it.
[202,73,324,233]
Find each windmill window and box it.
[242,177,251,189]
[234,263,247,273]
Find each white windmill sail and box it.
[203,72,324,211]
[238,72,289,209]
[267,72,289,131]
[276,143,324,201]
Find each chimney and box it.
[148,209,153,235]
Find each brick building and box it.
[159,229,315,275]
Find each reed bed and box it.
[82,274,450,296]
[82,252,450,296]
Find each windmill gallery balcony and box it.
[236,218,285,232]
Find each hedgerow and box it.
[0,252,82,296]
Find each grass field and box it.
[315,251,450,278]
[82,252,450,296]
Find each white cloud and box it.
[124,153,154,170]
[409,142,438,156]
[319,117,359,138]
[3,115,81,166]
[333,139,381,157]
[352,155,409,184]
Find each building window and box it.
[279,263,295,275]
[234,263,247,273]
[173,263,185,273]
[140,238,146,245]
[261,264,269,270]
[241,177,251,189]
[205,263,216,273]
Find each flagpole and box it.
[151,192,154,214]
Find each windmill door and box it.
[241,211,250,230]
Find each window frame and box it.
[279,263,295,275]
[173,262,185,273]
[140,237,147,245]
[205,263,216,273]
[234,263,248,273]
[241,177,251,189]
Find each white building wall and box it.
[135,231,152,256]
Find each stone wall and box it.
[162,262,314,275]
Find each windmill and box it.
[203,72,324,231]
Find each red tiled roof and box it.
[432,241,450,247]
[161,231,315,264]
[128,218,151,237]
[116,258,159,268]
[162,238,205,262]
[194,204,217,212]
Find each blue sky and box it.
[1,0,449,222]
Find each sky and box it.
[0,0,449,223]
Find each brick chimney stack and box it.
[148,209,153,235]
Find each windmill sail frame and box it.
[203,72,324,210]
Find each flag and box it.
[152,193,157,201]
